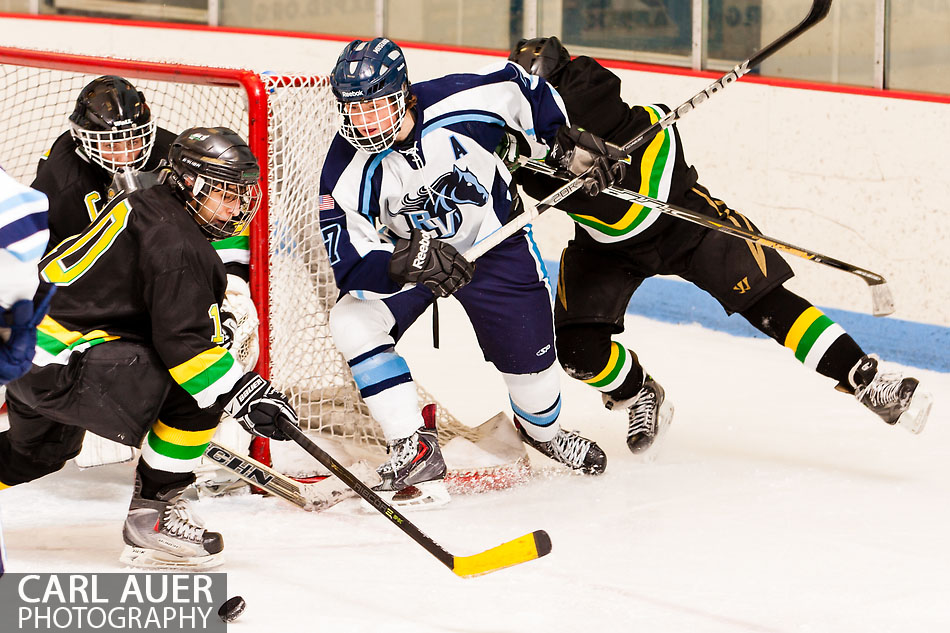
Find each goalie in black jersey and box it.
[510,37,933,454]
[31,75,176,248]
[0,127,300,570]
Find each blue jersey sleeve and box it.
[414,61,569,158]
[318,136,403,297]
[0,168,49,308]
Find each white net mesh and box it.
[0,52,493,461]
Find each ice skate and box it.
[604,376,674,457]
[517,423,606,475]
[373,404,450,507]
[849,355,932,434]
[120,474,224,570]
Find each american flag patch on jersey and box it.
[318,194,335,211]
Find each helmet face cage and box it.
[185,173,262,240]
[69,119,156,173]
[337,86,408,153]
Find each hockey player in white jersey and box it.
[0,167,52,385]
[0,166,53,576]
[320,37,630,505]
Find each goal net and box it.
[0,46,528,492]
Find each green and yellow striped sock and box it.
[140,420,217,474]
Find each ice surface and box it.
[2,307,947,632]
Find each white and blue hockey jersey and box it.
[0,167,49,309]
[319,62,568,297]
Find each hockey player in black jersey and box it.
[31,75,260,469]
[0,127,299,570]
[31,75,177,249]
[510,37,933,454]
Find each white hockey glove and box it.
[222,372,298,441]
[221,274,259,372]
[549,124,628,196]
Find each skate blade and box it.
[363,480,451,512]
[119,545,224,571]
[629,401,675,463]
[898,390,933,435]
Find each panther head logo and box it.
[399,166,489,237]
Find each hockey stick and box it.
[204,441,377,512]
[275,417,552,578]
[464,0,833,262]
[516,158,895,316]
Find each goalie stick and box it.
[275,417,552,578]
[464,0,833,259]
[515,158,895,316]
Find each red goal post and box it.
[0,46,529,492]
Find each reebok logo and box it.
[341,89,364,97]
[412,232,431,269]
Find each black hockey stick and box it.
[516,158,894,316]
[464,0,833,262]
[275,418,552,578]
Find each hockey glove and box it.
[389,229,475,298]
[549,124,628,196]
[219,307,237,350]
[0,284,55,385]
[222,372,299,441]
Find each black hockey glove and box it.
[549,124,628,196]
[222,372,299,441]
[389,229,475,298]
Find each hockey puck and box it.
[218,596,246,623]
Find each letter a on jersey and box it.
[450,135,468,160]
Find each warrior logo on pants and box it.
[400,166,488,237]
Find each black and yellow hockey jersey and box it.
[36,183,243,410]
[517,56,696,246]
[32,128,177,249]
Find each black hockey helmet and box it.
[167,127,262,240]
[68,75,156,173]
[508,36,571,84]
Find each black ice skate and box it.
[849,354,932,434]
[516,423,606,475]
[120,474,224,570]
[373,404,450,507]
[604,376,675,457]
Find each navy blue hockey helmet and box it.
[509,36,571,84]
[331,37,408,102]
[330,38,411,152]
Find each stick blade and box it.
[870,282,895,317]
[452,530,552,578]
